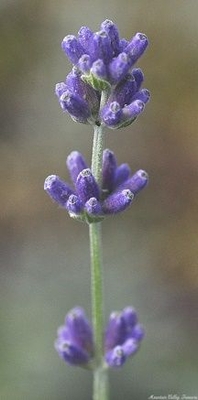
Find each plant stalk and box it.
[89,123,109,400]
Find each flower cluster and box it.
[55,306,144,368]
[55,19,150,129]
[104,307,144,367]
[55,307,94,366]
[44,149,148,223]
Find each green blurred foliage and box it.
[0,1,198,399]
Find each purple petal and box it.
[66,151,88,185]
[55,339,90,365]
[122,338,139,357]
[89,31,113,64]
[61,35,84,65]
[101,101,123,128]
[114,163,131,188]
[59,90,91,121]
[85,197,102,216]
[125,32,149,65]
[90,59,108,80]
[105,312,127,350]
[102,149,117,193]
[108,52,131,84]
[55,82,67,98]
[132,88,151,104]
[132,68,144,91]
[117,169,149,195]
[57,325,70,341]
[44,175,73,207]
[76,169,100,204]
[131,324,145,341]
[67,194,83,215]
[102,189,134,214]
[78,26,93,53]
[119,38,129,52]
[100,19,120,56]
[122,99,145,121]
[109,74,137,107]
[78,54,92,74]
[122,307,138,331]
[65,307,93,353]
[65,68,86,98]
[105,346,126,368]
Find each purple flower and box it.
[55,67,100,124]
[44,149,148,223]
[56,20,150,129]
[104,306,145,368]
[55,307,94,366]
[55,306,144,368]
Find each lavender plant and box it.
[44,19,150,400]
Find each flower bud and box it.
[85,197,102,216]
[78,54,92,74]
[100,19,120,55]
[89,31,113,64]
[102,189,134,214]
[108,52,131,84]
[132,68,144,91]
[55,307,94,367]
[55,339,90,365]
[122,99,145,122]
[122,338,139,357]
[65,307,93,352]
[76,169,100,204]
[105,312,126,350]
[102,149,117,193]
[132,88,151,104]
[104,306,144,368]
[105,346,126,367]
[44,175,73,207]
[118,169,149,194]
[66,151,88,185]
[114,164,131,188]
[131,324,145,341]
[61,35,84,65]
[59,90,91,122]
[122,306,138,329]
[109,75,137,107]
[90,59,108,81]
[65,68,86,97]
[55,82,67,97]
[78,26,93,52]
[67,194,83,215]
[125,32,149,65]
[101,101,123,128]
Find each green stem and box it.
[91,124,104,185]
[89,122,109,400]
[93,367,109,400]
[89,222,103,361]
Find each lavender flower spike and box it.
[44,149,148,222]
[56,20,150,129]
[55,305,144,369]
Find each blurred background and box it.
[1,0,198,399]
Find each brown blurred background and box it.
[1,0,198,399]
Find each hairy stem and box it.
[89,222,103,362]
[93,366,109,400]
[91,124,104,186]
[89,122,109,399]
